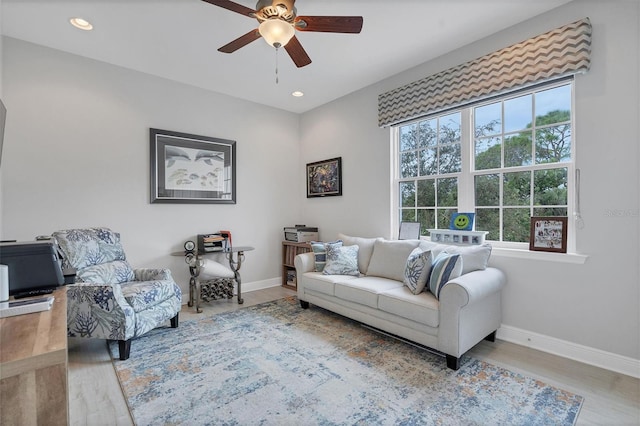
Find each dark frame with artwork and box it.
[150,128,236,204]
[529,216,568,253]
[306,157,342,198]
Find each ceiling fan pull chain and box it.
[275,46,280,84]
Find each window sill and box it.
[492,247,588,264]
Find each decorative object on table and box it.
[429,229,488,245]
[306,157,342,198]
[110,297,584,426]
[52,228,181,360]
[201,0,363,69]
[529,216,568,253]
[150,128,236,204]
[399,221,421,239]
[197,233,230,253]
[283,225,318,242]
[450,212,475,231]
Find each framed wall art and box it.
[150,128,236,204]
[306,157,342,198]
[529,216,568,253]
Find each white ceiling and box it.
[1,0,572,113]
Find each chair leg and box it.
[170,313,179,328]
[118,339,131,360]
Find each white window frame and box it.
[391,79,581,256]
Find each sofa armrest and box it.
[438,267,506,358]
[66,282,135,341]
[134,268,174,282]
[439,267,506,307]
[294,252,316,274]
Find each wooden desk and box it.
[0,288,68,425]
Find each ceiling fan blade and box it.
[201,0,256,17]
[294,16,363,33]
[218,29,262,53]
[284,35,312,68]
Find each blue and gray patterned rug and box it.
[109,296,583,425]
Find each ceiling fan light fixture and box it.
[259,19,295,48]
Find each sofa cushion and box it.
[120,279,178,313]
[378,286,440,328]
[323,245,360,276]
[76,260,135,284]
[310,240,342,272]
[338,234,383,275]
[428,252,463,299]
[300,272,359,297]
[334,277,404,309]
[403,248,432,295]
[442,243,492,275]
[367,239,421,282]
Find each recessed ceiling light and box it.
[70,17,93,31]
[292,91,304,97]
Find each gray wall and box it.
[1,38,302,291]
[299,0,640,361]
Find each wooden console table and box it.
[0,288,68,426]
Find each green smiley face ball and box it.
[454,215,470,230]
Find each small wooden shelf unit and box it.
[282,241,311,289]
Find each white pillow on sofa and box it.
[442,243,492,275]
[367,239,421,282]
[338,234,383,275]
[323,244,360,276]
[403,248,432,294]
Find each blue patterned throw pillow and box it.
[403,248,432,295]
[310,240,342,272]
[428,252,463,299]
[322,245,360,276]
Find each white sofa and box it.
[294,234,506,370]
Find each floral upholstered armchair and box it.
[52,228,182,360]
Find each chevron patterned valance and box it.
[378,18,592,127]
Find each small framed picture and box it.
[529,217,568,253]
[306,157,342,198]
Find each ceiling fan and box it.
[202,0,364,68]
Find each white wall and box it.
[1,37,302,293]
[300,0,640,362]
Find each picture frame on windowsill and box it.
[529,216,568,253]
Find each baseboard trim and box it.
[497,325,640,379]
[241,278,281,293]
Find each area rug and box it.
[109,297,583,425]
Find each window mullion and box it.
[458,108,474,211]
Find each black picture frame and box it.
[150,128,236,204]
[306,157,342,198]
[529,216,568,253]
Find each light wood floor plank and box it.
[68,286,640,425]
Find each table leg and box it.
[227,251,245,304]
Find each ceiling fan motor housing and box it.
[255,0,296,22]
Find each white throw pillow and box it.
[428,252,463,299]
[322,245,360,276]
[442,243,492,275]
[338,233,383,275]
[367,239,421,282]
[403,248,432,294]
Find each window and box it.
[395,80,574,247]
